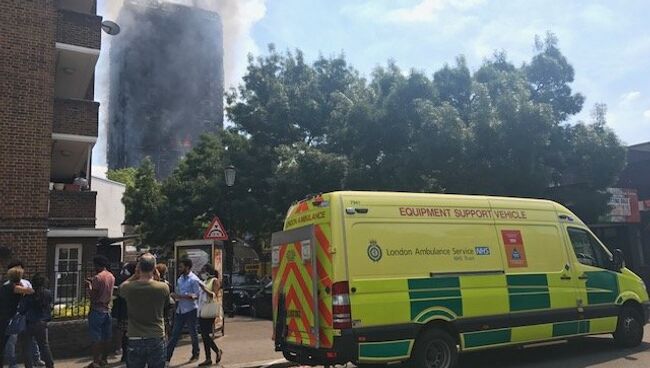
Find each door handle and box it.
[560,275,572,280]
[578,274,589,280]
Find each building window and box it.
[54,244,82,302]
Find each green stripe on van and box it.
[411,299,463,319]
[585,271,619,305]
[507,274,550,312]
[358,340,413,359]
[408,276,460,290]
[463,329,511,348]
[553,320,590,337]
[509,292,551,312]
[506,274,548,287]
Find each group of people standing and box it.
[0,261,55,368]
[86,254,223,368]
[1,254,223,368]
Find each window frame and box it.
[567,227,613,271]
[54,243,83,303]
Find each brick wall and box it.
[53,98,99,136]
[49,190,97,227]
[56,9,101,49]
[0,0,56,273]
[48,319,120,358]
[0,231,49,276]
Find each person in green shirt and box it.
[119,254,170,368]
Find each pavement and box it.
[55,316,287,368]
[54,320,650,368]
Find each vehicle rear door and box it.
[271,226,321,348]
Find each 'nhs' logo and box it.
[475,246,491,256]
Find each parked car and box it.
[223,274,262,316]
[250,281,272,319]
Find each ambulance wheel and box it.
[613,305,644,348]
[410,328,458,368]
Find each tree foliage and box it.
[123,34,626,250]
[106,167,137,187]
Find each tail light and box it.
[332,281,352,329]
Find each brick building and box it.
[0,0,106,302]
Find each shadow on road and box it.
[458,336,650,368]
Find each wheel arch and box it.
[417,318,461,346]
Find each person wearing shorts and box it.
[86,255,115,368]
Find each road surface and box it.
[296,325,650,368]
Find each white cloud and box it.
[580,4,616,27]
[644,110,650,120]
[619,91,641,106]
[344,0,485,24]
[385,0,485,23]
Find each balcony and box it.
[56,10,101,50]
[55,0,97,14]
[49,190,97,228]
[54,10,100,99]
[53,99,99,137]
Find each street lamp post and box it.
[224,165,236,316]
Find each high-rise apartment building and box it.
[108,0,224,178]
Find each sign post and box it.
[204,217,229,241]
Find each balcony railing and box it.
[49,190,96,228]
[56,9,101,50]
[53,99,99,137]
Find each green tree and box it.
[122,158,164,246]
[106,167,137,187]
[123,35,626,251]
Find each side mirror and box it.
[612,249,625,271]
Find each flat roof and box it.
[629,141,650,151]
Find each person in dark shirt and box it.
[20,274,54,368]
[0,267,34,368]
[113,262,136,363]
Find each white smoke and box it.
[93,0,267,167]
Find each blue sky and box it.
[93,0,650,171]
[249,0,650,145]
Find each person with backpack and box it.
[19,273,54,368]
[197,264,222,367]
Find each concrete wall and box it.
[92,176,126,238]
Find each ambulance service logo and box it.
[367,240,383,262]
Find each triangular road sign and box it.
[204,217,229,240]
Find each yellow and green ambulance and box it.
[271,191,649,368]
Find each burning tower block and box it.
[108,0,224,178]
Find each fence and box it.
[51,262,120,320]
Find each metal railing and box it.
[52,262,119,320]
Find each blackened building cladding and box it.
[108,0,224,178]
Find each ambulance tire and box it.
[410,328,458,368]
[613,305,644,348]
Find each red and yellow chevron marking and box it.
[272,224,334,348]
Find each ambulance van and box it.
[271,192,649,368]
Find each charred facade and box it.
[108,0,224,178]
